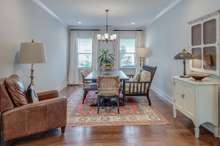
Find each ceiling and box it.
[38,0,178,28]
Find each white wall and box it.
[0,0,68,91]
[146,0,220,100]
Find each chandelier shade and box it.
[97,9,117,42]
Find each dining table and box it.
[85,70,129,106]
[85,70,129,81]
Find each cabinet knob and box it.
[181,94,185,98]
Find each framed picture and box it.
[189,11,220,76]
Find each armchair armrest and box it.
[2,96,67,141]
[37,90,59,101]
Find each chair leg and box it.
[97,96,100,114]
[122,94,125,105]
[82,90,88,104]
[117,97,120,114]
[146,91,151,106]
[61,126,66,134]
[5,140,14,146]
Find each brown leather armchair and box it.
[0,76,67,143]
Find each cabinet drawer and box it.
[173,80,184,110]
[183,84,195,118]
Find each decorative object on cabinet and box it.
[20,40,46,103]
[189,10,220,76]
[190,73,209,81]
[174,49,193,78]
[172,76,219,138]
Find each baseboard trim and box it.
[57,82,68,92]
[151,85,173,104]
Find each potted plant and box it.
[98,48,114,71]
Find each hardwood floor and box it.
[12,86,220,146]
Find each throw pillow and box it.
[140,70,151,82]
[5,74,28,106]
[0,79,14,112]
[131,72,141,81]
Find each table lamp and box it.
[174,49,192,78]
[137,47,149,69]
[20,40,46,102]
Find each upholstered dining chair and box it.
[81,70,97,104]
[122,65,157,106]
[97,76,120,114]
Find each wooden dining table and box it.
[85,70,129,106]
[85,70,129,81]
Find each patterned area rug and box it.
[67,91,169,127]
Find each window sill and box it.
[120,67,136,69]
[78,67,92,70]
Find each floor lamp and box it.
[137,48,149,71]
[20,40,46,102]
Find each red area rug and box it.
[67,91,169,127]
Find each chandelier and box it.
[97,9,117,42]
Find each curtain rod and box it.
[69,29,143,32]
[69,29,100,31]
[113,29,143,31]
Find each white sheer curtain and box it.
[68,31,99,84]
[114,31,120,70]
[68,31,80,85]
[92,31,99,71]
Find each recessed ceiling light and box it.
[77,21,82,24]
[131,22,135,25]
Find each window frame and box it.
[119,38,136,68]
[189,13,220,76]
[77,38,93,69]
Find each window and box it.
[190,13,219,75]
[120,39,136,67]
[77,38,92,68]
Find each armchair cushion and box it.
[98,88,120,96]
[5,74,28,107]
[130,72,140,81]
[37,90,59,101]
[140,70,151,82]
[0,78,14,112]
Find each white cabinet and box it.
[172,76,219,138]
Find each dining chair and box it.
[81,70,97,104]
[97,76,120,114]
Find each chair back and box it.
[97,76,120,91]
[80,70,91,83]
[143,65,157,82]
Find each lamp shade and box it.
[137,48,149,58]
[174,49,192,60]
[20,42,46,64]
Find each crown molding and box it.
[32,0,66,27]
[149,0,183,25]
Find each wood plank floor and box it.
[12,86,220,146]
